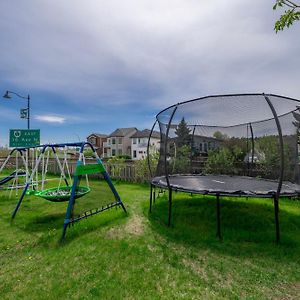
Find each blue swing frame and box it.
[11,142,127,241]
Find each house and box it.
[131,129,160,160]
[86,133,108,157]
[192,135,221,155]
[244,149,265,163]
[104,127,137,158]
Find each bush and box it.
[135,152,159,182]
[204,147,236,175]
[107,156,126,178]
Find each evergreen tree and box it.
[175,118,191,147]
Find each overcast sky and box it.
[0,0,299,145]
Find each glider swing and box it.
[27,145,91,202]
[11,142,127,240]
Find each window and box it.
[112,149,116,156]
[118,149,122,155]
[138,138,141,144]
[118,138,122,144]
[112,138,116,145]
[133,138,137,144]
[133,150,137,158]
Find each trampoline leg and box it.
[274,195,280,244]
[150,184,153,213]
[168,188,172,226]
[216,194,222,240]
[153,187,156,203]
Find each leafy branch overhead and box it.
[273,0,300,32]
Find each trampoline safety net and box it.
[149,94,300,194]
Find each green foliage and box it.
[175,117,191,147]
[273,1,300,32]
[167,118,192,174]
[204,147,236,175]
[205,136,247,175]
[107,156,126,178]
[256,135,297,180]
[172,144,191,174]
[116,154,131,160]
[83,149,95,158]
[213,131,229,140]
[256,136,280,175]
[135,151,159,182]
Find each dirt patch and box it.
[182,257,209,281]
[124,214,144,235]
[272,282,300,300]
[106,214,145,239]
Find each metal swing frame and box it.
[10,142,127,240]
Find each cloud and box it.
[0,0,300,144]
[2,0,298,105]
[35,115,66,124]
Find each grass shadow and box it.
[147,192,300,259]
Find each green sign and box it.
[9,129,40,148]
[75,164,106,176]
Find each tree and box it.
[135,151,159,182]
[273,1,300,32]
[175,117,191,147]
[213,131,229,140]
[204,147,235,175]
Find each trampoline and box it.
[147,93,300,243]
[151,175,300,197]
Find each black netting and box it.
[150,94,300,195]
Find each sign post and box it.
[9,129,40,148]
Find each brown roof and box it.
[131,129,160,139]
[87,133,108,139]
[108,127,137,137]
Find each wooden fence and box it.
[0,157,146,183]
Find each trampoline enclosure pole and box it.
[274,194,280,244]
[264,94,284,243]
[164,105,178,227]
[147,120,157,179]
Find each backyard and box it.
[1,180,300,299]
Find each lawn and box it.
[1,179,300,299]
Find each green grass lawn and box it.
[1,179,300,299]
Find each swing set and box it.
[0,147,33,196]
[11,142,127,240]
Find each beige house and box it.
[104,127,137,157]
[131,129,160,160]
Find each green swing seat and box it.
[30,186,91,202]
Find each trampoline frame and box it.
[147,93,300,243]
